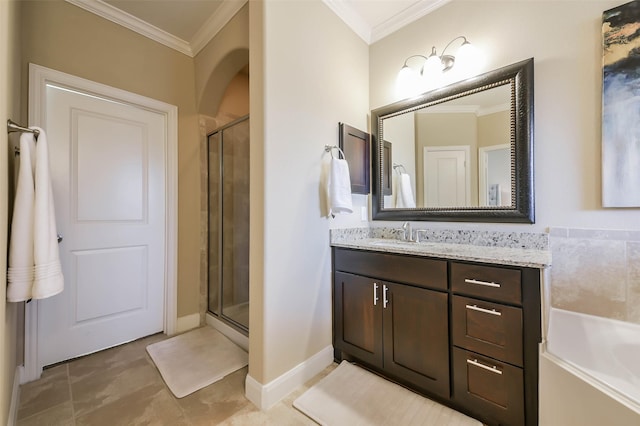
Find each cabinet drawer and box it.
[452,347,524,426]
[452,296,523,366]
[334,248,447,291]
[451,262,521,305]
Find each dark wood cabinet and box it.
[334,271,382,367]
[333,249,450,398]
[332,247,541,426]
[383,282,449,398]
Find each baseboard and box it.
[7,366,23,426]
[205,313,248,352]
[245,345,334,410]
[175,313,200,334]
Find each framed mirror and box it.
[371,58,534,223]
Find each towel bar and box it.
[7,119,40,139]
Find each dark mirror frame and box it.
[371,58,534,223]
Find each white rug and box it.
[294,361,481,426]
[146,326,248,398]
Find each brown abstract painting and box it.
[602,1,640,207]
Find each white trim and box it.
[66,0,193,56]
[25,63,178,381]
[190,0,247,56]
[245,346,334,410]
[322,0,372,43]
[7,366,22,425]
[175,313,200,334]
[370,0,452,44]
[206,312,249,352]
[323,0,452,45]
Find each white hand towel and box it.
[31,127,64,299]
[396,173,416,208]
[7,133,37,302]
[6,128,64,302]
[328,158,353,215]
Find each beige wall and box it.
[250,0,369,384]
[371,0,636,232]
[194,4,249,118]
[20,1,201,317]
[478,110,510,148]
[1,1,22,423]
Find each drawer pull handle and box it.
[465,304,502,316]
[465,278,501,288]
[383,284,389,309]
[373,283,379,306]
[467,358,503,375]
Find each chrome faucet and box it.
[402,221,412,241]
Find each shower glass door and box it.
[207,116,250,333]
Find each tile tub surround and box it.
[549,227,640,325]
[330,227,551,268]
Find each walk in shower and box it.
[207,115,249,334]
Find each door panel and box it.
[333,272,383,367]
[424,147,469,207]
[37,83,166,367]
[383,283,450,398]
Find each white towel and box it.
[7,127,64,301]
[327,158,353,216]
[395,173,416,208]
[7,133,37,302]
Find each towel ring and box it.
[393,163,407,174]
[324,145,345,159]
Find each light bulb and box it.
[455,41,484,78]
[396,65,420,99]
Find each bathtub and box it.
[544,308,640,415]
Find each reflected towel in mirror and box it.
[395,173,416,208]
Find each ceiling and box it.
[67,0,451,57]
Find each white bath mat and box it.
[294,361,481,425]
[146,326,248,398]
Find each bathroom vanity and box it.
[331,232,550,426]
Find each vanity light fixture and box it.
[396,36,482,97]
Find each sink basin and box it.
[370,240,416,248]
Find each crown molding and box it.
[190,0,247,56]
[370,0,452,43]
[322,0,372,43]
[324,0,452,45]
[66,0,193,56]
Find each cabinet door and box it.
[334,272,383,367]
[383,283,450,398]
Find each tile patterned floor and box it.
[16,333,333,425]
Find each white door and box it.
[34,77,168,367]
[424,146,470,207]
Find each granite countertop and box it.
[331,237,552,269]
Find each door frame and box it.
[478,143,510,206]
[23,63,178,383]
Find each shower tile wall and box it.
[549,227,640,324]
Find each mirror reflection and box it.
[382,84,512,209]
[371,58,534,223]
